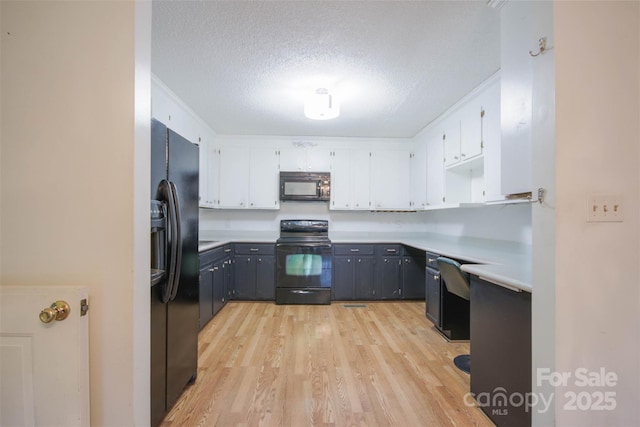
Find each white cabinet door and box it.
[330,149,352,210]
[426,130,445,206]
[1,286,89,427]
[280,147,332,172]
[198,138,210,207]
[482,79,503,202]
[208,144,220,207]
[410,143,427,209]
[198,137,218,208]
[442,117,461,167]
[500,0,533,195]
[459,97,484,161]
[218,147,249,208]
[249,148,279,209]
[279,147,306,171]
[330,149,371,210]
[371,149,411,210]
[306,147,332,171]
[351,150,371,210]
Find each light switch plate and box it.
[587,194,623,222]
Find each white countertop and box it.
[198,231,532,293]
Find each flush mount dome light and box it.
[304,88,340,120]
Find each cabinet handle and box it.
[258,258,262,262]
[461,153,466,157]
[428,258,435,263]
[350,248,360,253]
[209,267,218,272]
[224,249,231,253]
[347,259,351,263]
[386,249,397,253]
[434,275,439,280]
[250,248,259,252]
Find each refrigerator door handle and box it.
[168,181,182,301]
[158,179,178,303]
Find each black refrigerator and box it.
[150,119,199,427]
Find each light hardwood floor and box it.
[161,301,493,427]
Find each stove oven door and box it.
[275,242,332,304]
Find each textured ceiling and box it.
[152,1,500,138]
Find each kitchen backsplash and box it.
[199,202,531,244]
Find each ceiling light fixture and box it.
[304,88,340,120]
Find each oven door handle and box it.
[276,242,332,249]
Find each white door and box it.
[0,286,90,427]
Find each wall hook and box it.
[529,37,551,57]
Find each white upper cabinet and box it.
[218,146,279,209]
[481,77,503,202]
[500,0,533,196]
[459,96,484,162]
[442,116,462,168]
[350,150,372,210]
[329,149,352,210]
[420,72,500,208]
[218,147,249,208]
[279,147,331,172]
[198,136,221,208]
[198,137,209,207]
[248,148,280,209]
[425,128,445,207]
[278,147,305,171]
[306,147,332,171]
[370,149,412,210]
[410,143,427,209]
[329,149,371,210]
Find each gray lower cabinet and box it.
[333,243,425,301]
[402,247,426,299]
[425,252,441,324]
[470,275,532,427]
[376,244,402,299]
[233,243,275,300]
[199,245,230,329]
[332,244,376,300]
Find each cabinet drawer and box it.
[378,244,402,256]
[333,244,375,256]
[200,246,225,265]
[425,252,440,269]
[234,243,275,255]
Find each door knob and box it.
[39,300,70,323]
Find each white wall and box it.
[554,2,639,425]
[0,1,151,425]
[200,203,532,243]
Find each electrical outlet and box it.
[587,194,623,222]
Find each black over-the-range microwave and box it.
[279,171,330,202]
